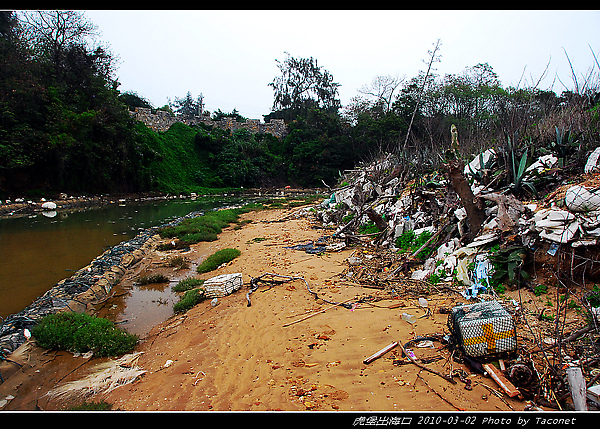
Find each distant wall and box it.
[131,107,287,138]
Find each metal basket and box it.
[448,300,517,358]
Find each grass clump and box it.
[136,274,169,285]
[197,248,241,274]
[173,288,205,313]
[172,277,204,292]
[166,255,189,270]
[158,205,262,247]
[31,312,138,357]
[69,401,114,411]
[358,220,380,235]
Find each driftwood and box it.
[443,159,486,242]
[282,298,354,327]
[482,363,521,398]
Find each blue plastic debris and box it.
[462,254,492,299]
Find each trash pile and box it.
[300,142,600,410]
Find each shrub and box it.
[31,312,138,357]
[173,288,205,313]
[197,248,241,274]
[395,229,433,259]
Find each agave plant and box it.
[505,134,537,197]
[549,126,580,167]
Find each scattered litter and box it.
[45,352,146,402]
[363,341,398,364]
[401,313,417,324]
[461,254,492,299]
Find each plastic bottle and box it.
[401,313,417,324]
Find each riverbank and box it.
[0,202,530,412]
[0,188,324,219]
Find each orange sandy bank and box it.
[1,205,529,412]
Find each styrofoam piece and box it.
[585,147,600,174]
[41,201,57,210]
[464,148,496,177]
[565,185,600,212]
[466,233,499,247]
[539,221,580,243]
[587,384,600,406]
[524,154,557,178]
[203,273,243,298]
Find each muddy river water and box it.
[0,196,241,334]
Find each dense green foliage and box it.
[1,11,598,198]
[172,277,204,293]
[31,312,139,357]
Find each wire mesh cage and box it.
[448,300,517,358]
[203,273,243,298]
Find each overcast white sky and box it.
[83,9,600,120]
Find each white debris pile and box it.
[308,145,600,296]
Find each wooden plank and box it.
[482,363,521,398]
[566,367,588,411]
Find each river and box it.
[0,196,243,333]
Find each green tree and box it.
[268,52,341,119]
[170,91,203,118]
[119,91,153,111]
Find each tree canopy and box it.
[268,52,341,120]
[0,11,598,197]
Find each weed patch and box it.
[137,274,169,285]
[197,248,241,274]
[165,256,189,270]
[31,312,138,357]
[172,277,204,292]
[173,288,205,313]
[395,229,434,260]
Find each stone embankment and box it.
[0,210,202,356]
[131,107,288,138]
